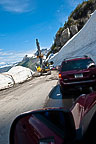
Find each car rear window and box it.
[61,58,94,72]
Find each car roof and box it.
[63,56,91,62]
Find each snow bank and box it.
[50,11,96,66]
[0,66,34,90]
[8,66,34,84]
[0,74,14,90]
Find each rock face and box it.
[70,25,78,36]
[55,35,61,47]
[23,55,29,62]
[60,28,70,46]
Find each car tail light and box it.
[59,73,62,78]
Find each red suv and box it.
[59,56,96,94]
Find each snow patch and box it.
[8,66,34,84]
[0,74,14,90]
[0,65,35,90]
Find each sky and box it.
[0,0,84,66]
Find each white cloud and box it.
[0,50,18,64]
[0,47,49,66]
[0,49,34,66]
[0,51,13,56]
[0,62,6,65]
[0,0,34,13]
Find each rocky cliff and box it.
[49,9,96,66]
[47,0,96,57]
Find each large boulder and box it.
[0,74,14,90]
[8,66,34,84]
[70,25,78,36]
[60,28,70,46]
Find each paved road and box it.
[0,71,58,144]
[45,84,77,110]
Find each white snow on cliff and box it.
[50,11,96,66]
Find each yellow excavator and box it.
[36,39,51,75]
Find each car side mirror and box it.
[9,108,76,144]
[87,63,96,69]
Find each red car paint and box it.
[59,56,96,94]
[71,92,96,129]
[10,108,66,144]
[14,115,63,144]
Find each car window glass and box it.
[61,58,94,72]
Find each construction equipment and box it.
[36,39,43,68]
[36,39,51,75]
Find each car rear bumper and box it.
[61,79,96,85]
[60,79,96,93]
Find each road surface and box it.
[0,71,58,144]
[45,84,76,110]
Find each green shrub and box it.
[57,27,64,36]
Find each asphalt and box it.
[44,84,78,110]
